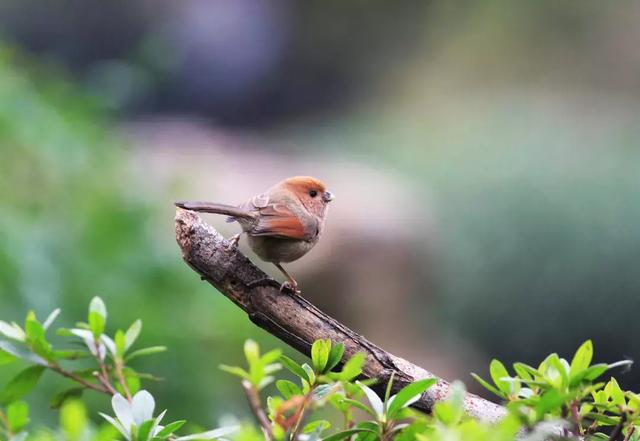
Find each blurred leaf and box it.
[302,364,316,385]
[60,400,87,441]
[42,309,61,330]
[173,425,239,441]
[25,311,51,358]
[321,428,377,441]
[115,330,126,358]
[303,420,330,434]
[125,346,167,362]
[7,401,29,433]
[88,297,107,338]
[471,373,503,397]
[50,387,84,409]
[243,340,260,366]
[0,365,45,405]
[0,349,17,366]
[276,380,301,399]
[0,321,25,341]
[280,355,309,382]
[125,320,142,351]
[339,353,365,381]
[219,365,251,381]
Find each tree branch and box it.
[174,209,506,423]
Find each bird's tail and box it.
[174,201,255,220]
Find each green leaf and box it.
[326,342,345,373]
[0,349,17,366]
[302,363,316,385]
[311,339,331,373]
[339,398,377,417]
[219,364,251,380]
[322,428,378,441]
[50,387,84,409]
[7,401,29,433]
[42,309,61,330]
[50,350,90,361]
[433,382,465,426]
[303,420,331,434]
[339,352,366,381]
[244,340,260,366]
[125,320,142,351]
[280,355,310,381]
[0,365,46,405]
[260,349,282,365]
[88,297,107,338]
[138,419,155,441]
[387,378,437,418]
[115,330,126,358]
[125,346,167,362]
[0,321,26,341]
[489,359,511,394]
[89,296,107,319]
[535,389,566,415]
[0,341,45,365]
[605,378,625,406]
[25,312,51,358]
[512,363,535,381]
[88,312,105,339]
[276,379,301,399]
[570,340,593,377]
[155,420,187,439]
[471,373,504,397]
[384,372,395,407]
[60,400,87,441]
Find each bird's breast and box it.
[247,235,318,263]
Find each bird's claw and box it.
[280,281,301,295]
[226,234,241,251]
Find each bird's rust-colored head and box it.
[280,176,334,218]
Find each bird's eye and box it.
[309,190,318,198]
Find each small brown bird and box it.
[175,176,334,293]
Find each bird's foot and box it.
[226,234,241,251]
[280,281,301,295]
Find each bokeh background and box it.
[1,0,639,429]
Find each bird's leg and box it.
[274,263,300,294]
[226,233,241,250]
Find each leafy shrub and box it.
[1,298,638,440]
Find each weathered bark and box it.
[175,209,506,423]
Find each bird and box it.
[175,176,334,293]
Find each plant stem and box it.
[48,363,111,395]
[609,412,627,441]
[115,359,132,400]
[0,409,12,437]
[624,426,636,441]
[570,400,582,436]
[241,381,272,441]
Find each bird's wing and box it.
[250,203,309,240]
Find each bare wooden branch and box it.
[175,209,507,423]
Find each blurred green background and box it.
[1,0,639,429]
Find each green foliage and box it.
[2,296,640,441]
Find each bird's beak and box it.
[322,191,334,202]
